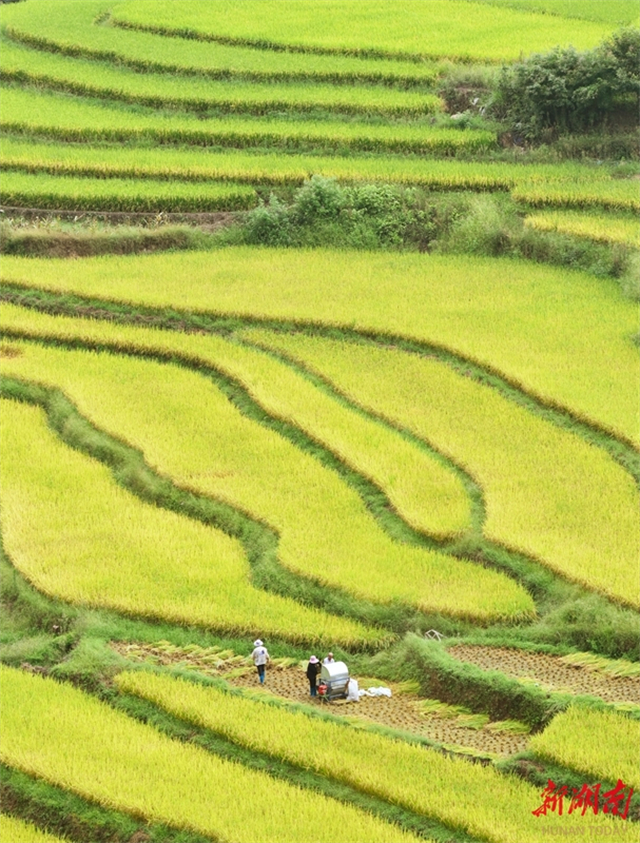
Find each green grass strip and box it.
[0,86,495,155]
[530,706,640,791]
[1,0,439,86]
[0,37,442,118]
[114,668,636,843]
[0,169,257,213]
[0,664,421,843]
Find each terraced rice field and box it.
[1,2,639,841]
[0,334,531,622]
[2,249,637,444]
[2,665,419,843]
[244,329,640,605]
[1,1,636,213]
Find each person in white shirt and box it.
[251,639,270,684]
[322,652,335,665]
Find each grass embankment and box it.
[1,249,636,445]
[0,337,532,622]
[245,330,640,607]
[0,397,378,645]
[1,665,421,843]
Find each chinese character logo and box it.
[533,779,634,820]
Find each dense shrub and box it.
[242,177,434,250]
[494,28,640,139]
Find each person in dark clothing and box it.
[306,655,321,696]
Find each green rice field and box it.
[1,2,638,841]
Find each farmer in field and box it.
[251,639,270,684]
[306,655,321,696]
[322,652,335,665]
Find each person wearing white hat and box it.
[251,639,270,684]
[306,655,321,696]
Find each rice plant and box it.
[530,705,640,790]
[1,247,635,444]
[0,169,257,212]
[0,335,534,622]
[110,0,613,62]
[0,665,420,843]
[0,37,442,118]
[0,398,378,645]
[524,210,640,247]
[0,86,495,155]
[0,813,67,843]
[1,0,439,86]
[0,302,473,540]
[244,329,640,607]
